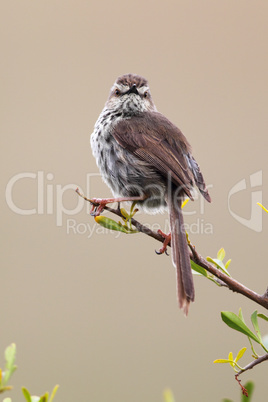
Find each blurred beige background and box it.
[1,1,268,401]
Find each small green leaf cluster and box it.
[0,343,17,394]
[0,344,59,402]
[214,347,247,372]
[191,247,231,284]
[21,385,59,402]
[94,198,190,235]
[207,247,232,276]
[94,202,138,234]
[214,309,268,371]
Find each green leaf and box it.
[225,259,231,269]
[262,334,268,350]
[242,381,254,402]
[163,389,175,402]
[130,201,138,215]
[238,309,257,351]
[257,313,268,322]
[3,398,12,402]
[213,359,233,364]
[251,310,262,342]
[22,388,32,402]
[42,392,49,402]
[235,347,247,362]
[228,351,234,367]
[238,308,245,323]
[207,257,231,276]
[4,366,16,385]
[4,344,16,370]
[217,248,225,261]
[48,385,59,402]
[94,216,137,234]
[221,312,261,344]
[190,260,208,277]
[3,344,17,385]
[208,278,222,286]
[222,399,233,402]
[120,208,129,219]
[39,395,48,402]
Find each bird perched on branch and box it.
[90,73,211,315]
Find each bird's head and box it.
[106,74,157,115]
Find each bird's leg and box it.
[90,196,146,216]
[116,202,121,213]
[155,229,171,256]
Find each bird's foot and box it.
[90,198,116,216]
[90,196,146,217]
[155,230,171,256]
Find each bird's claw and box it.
[155,248,169,256]
[90,201,106,216]
[155,230,171,256]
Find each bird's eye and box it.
[114,89,120,96]
[144,91,148,98]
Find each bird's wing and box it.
[187,156,211,202]
[111,111,195,199]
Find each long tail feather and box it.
[167,195,195,315]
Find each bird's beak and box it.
[126,84,139,95]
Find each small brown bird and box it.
[90,74,211,315]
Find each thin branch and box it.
[235,353,268,378]
[76,188,166,243]
[235,376,248,397]
[76,189,268,310]
[189,243,268,310]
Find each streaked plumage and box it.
[91,74,211,314]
